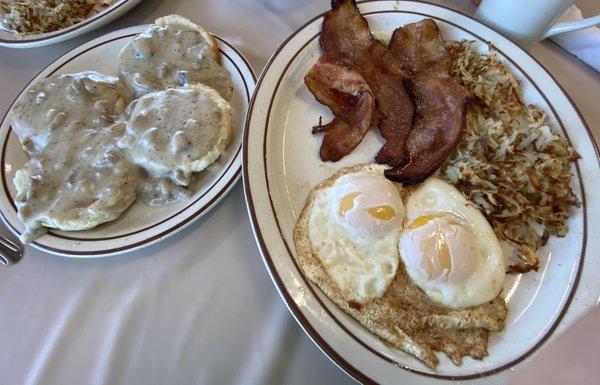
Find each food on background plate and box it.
[294,164,507,368]
[0,0,117,36]
[8,15,234,242]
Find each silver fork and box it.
[0,236,23,266]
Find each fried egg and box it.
[399,178,505,309]
[295,164,508,368]
[306,165,405,304]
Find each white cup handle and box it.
[544,14,600,38]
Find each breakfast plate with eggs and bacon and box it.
[243,0,600,383]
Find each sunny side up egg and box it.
[308,171,405,304]
[399,178,505,309]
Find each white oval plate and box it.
[243,1,600,383]
[0,0,143,49]
[0,25,256,257]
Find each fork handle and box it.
[0,236,23,266]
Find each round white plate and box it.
[0,0,143,49]
[0,25,256,257]
[243,1,600,383]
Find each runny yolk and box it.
[420,228,453,280]
[410,219,452,280]
[402,217,480,283]
[410,215,435,229]
[339,192,361,216]
[434,235,452,278]
[367,205,395,221]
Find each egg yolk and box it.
[409,215,436,229]
[340,192,396,221]
[418,223,453,281]
[333,173,405,239]
[401,216,478,283]
[339,192,361,216]
[367,205,396,220]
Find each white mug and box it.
[474,0,600,49]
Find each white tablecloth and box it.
[1,1,599,384]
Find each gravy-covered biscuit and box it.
[118,15,233,100]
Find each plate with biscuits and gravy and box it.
[0,15,256,256]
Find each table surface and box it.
[0,1,599,384]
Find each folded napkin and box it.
[550,6,600,72]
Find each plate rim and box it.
[0,25,256,257]
[0,0,142,47]
[242,0,600,383]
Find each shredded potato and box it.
[0,0,116,35]
[442,41,579,268]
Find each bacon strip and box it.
[384,76,469,184]
[320,0,373,62]
[319,0,415,166]
[389,18,450,77]
[308,1,468,181]
[384,18,470,183]
[305,57,376,161]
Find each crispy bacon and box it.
[308,1,468,179]
[320,0,373,61]
[305,56,371,116]
[368,56,414,165]
[384,18,470,183]
[319,0,415,166]
[305,57,376,161]
[384,76,469,184]
[389,18,450,77]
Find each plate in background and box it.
[0,0,142,48]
